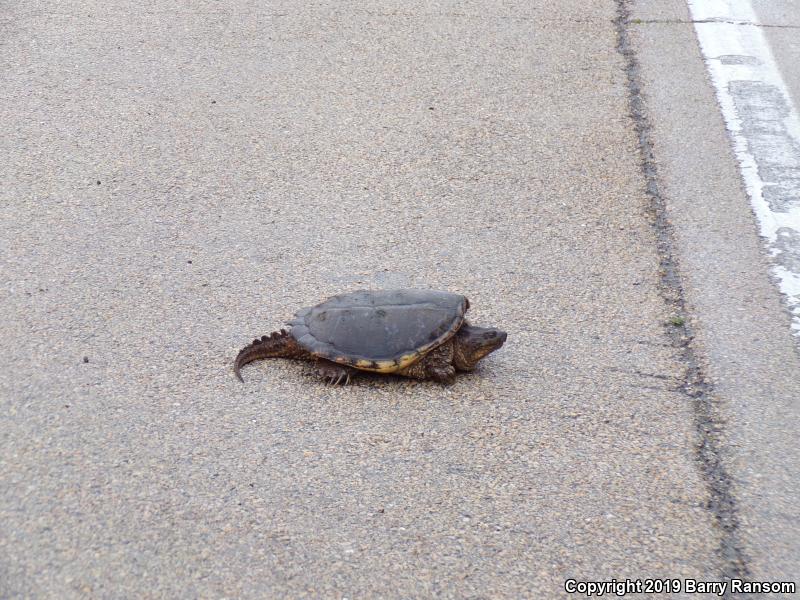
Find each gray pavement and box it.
[1,0,792,598]
[632,0,800,584]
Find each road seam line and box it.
[614,0,750,586]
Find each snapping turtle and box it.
[234,289,506,384]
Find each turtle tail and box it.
[233,329,306,382]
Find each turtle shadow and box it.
[302,367,486,389]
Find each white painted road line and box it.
[688,0,800,339]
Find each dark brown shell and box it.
[288,289,468,372]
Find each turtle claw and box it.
[331,371,351,386]
[316,361,354,386]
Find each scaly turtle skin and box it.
[234,289,507,385]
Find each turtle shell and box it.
[289,289,469,373]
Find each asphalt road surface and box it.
[1,0,798,598]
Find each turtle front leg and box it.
[315,360,358,385]
[397,341,457,384]
[428,364,456,384]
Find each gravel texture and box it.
[632,0,800,581]
[1,1,718,597]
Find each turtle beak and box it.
[482,328,507,353]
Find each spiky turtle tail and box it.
[234,329,306,382]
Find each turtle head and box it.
[452,324,507,371]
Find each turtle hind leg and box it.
[234,330,310,382]
[315,360,358,386]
